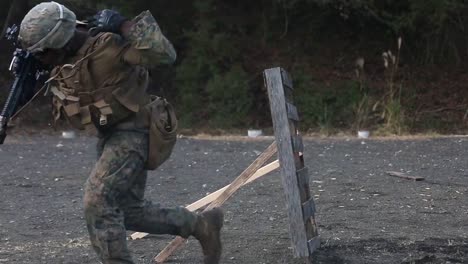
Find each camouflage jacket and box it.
[49,11,175,131]
[122,10,176,66]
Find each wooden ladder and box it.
[264,67,320,263]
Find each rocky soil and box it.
[0,133,467,263]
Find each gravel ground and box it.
[0,132,467,264]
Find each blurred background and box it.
[1,0,467,135]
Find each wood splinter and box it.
[386,171,425,181]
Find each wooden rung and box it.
[291,134,303,153]
[296,167,309,188]
[281,69,293,90]
[307,236,320,253]
[286,102,299,121]
[302,198,316,222]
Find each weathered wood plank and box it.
[307,236,321,253]
[296,166,309,189]
[302,198,316,222]
[291,134,304,153]
[265,67,309,257]
[206,142,277,209]
[278,67,320,257]
[188,159,279,211]
[286,102,300,121]
[281,68,294,90]
[131,160,280,240]
[154,142,278,263]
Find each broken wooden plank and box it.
[130,231,150,240]
[187,159,280,211]
[386,171,425,181]
[301,198,316,222]
[286,102,300,121]
[130,159,280,240]
[281,68,293,90]
[154,142,278,263]
[307,236,321,253]
[296,167,309,190]
[265,67,310,257]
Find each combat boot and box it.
[193,208,224,264]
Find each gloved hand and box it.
[89,9,128,35]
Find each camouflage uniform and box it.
[85,131,197,263]
[79,12,198,264]
[20,4,222,264]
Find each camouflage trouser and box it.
[84,131,197,264]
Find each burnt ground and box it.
[0,133,467,264]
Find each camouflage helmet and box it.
[19,2,76,53]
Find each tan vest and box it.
[49,32,177,170]
[50,32,151,130]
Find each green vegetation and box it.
[1,0,467,134]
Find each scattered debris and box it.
[386,171,425,181]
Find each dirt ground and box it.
[0,132,467,264]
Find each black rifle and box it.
[0,25,47,144]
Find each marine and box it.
[18,2,223,263]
